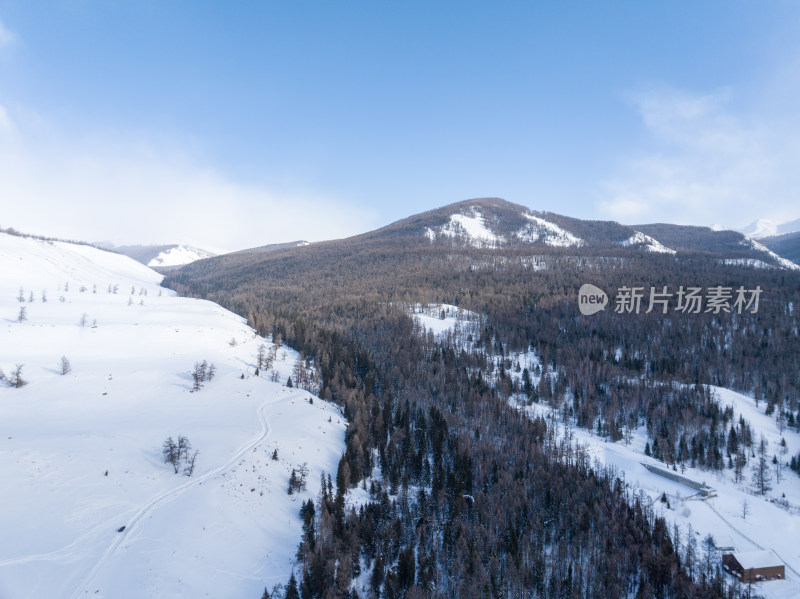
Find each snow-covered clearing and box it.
[515,213,583,248]
[411,303,479,339]
[514,386,800,599]
[425,209,504,248]
[0,233,345,598]
[720,258,776,269]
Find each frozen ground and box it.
[0,233,345,598]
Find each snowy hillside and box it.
[621,231,676,254]
[425,208,505,247]
[514,386,800,599]
[423,205,584,249]
[515,212,583,247]
[0,232,345,598]
[741,237,800,271]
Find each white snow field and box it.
[0,233,345,598]
[516,386,800,599]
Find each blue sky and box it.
[1,1,799,249]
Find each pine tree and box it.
[284,572,300,599]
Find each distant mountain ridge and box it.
[234,240,310,254]
[738,217,800,239]
[760,231,800,267]
[301,197,797,269]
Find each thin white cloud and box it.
[0,108,376,250]
[0,18,15,48]
[599,86,800,227]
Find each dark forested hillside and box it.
[165,199,800,599]
[762,231,800,267]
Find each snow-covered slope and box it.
[621,231,676,254]
[514,386,800,599]
[423,205,583,249]
[147,244,220,268]
[0,232,345,598]
[515,213,583,247]
[425,208,504,247]
[742,237,800,271]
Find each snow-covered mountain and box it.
[354,198,799,269]
[146,243,220,267]
[0,232,344,598]
[101,243,227,269]
[739,217,800,239]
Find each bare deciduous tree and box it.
[191,360,215,391]
[162,437,180,473]
[9,364,27,388]
[162,436,198,476]
[184,450,199,477]
[256,344,268,371]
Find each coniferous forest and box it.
[165,200,800,599]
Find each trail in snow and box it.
[68,392,295,599]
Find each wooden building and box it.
[722,550,785,583]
